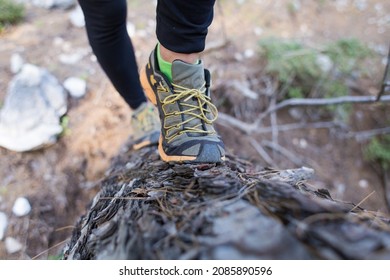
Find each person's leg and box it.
[78,0,146,109]
[140,0,225,163]
[156,0,215,54]
[156,0,215,81]
[78,0,159,149]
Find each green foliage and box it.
[323,81,352,121]
[364,135,390,170]
[0,0,24,30]
[259,38,322,85]
[287,87,304,99]
[59,115,71,137]
[325,38,372,74]
[48,254,63,260]
[258,37,372,121]
[287,1,300,15]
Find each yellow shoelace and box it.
[162,82,218,142]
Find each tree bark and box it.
[63,141,390,260]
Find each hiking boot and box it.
[140,47,225,163]
[131,101,160,150]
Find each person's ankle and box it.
[158,43,199,64]
[157,44,173,82]
[157,43,201,82]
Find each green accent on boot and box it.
[157,44,173,82]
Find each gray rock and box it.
[0,212,7,240]
[208,200,310,259]
[0,64,67,152]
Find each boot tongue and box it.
[171,60,204,89]
[171,60,206,137]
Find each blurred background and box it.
[0,0,389,259]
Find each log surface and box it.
[63,142,390,260]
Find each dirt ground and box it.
[0,0,389,259]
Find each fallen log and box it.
[63,141,390,260]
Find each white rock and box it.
[374,3,383,12]
[0,212,8,240]
[58,48,89,65]
[244,49,255,58]
[90,54,97,62]
[12,197,32,217]
[10,54,24,74]
[53,36,65,46]
[335,0,349,12]
[299,138,308,149]
[316,54,333,73]
[31,0,76,9]
[64,77,87,98]
[354,0,367,11]
[0,64,67,152]
[253,27,263,36]
[58,53,83,65]
[288,108,304,120]
[19,64,42,86]
[358,179,369,189]
[127,22,136,37]
[234,52,243,61]
[5,237,23,254]
[69,5,85,28]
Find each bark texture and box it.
[63,141,390,260]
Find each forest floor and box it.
[0,0,389,259]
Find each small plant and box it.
[48,254,63,260]
[259,37,322,86]
[324,38,372,74]
[258,37,372,121]
[287,1,300,16]
[364,135,390,170]
[59,115,71,137]
[0,0,24,30]
[287,87,304,99]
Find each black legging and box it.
[78,0,216,109]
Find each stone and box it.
[12,197,32,217]
[30,0,76,9]
[10,53,24,74]
[127,22,136,37]
[63,77,87,98]
[354,0,367,11]
[69,5,85,28]
[359,179,369,189]
[0,64,67,152]
[5,237,23,254]
[316,54,333,73]
[0,212,7,240]
[58,48,89,65]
